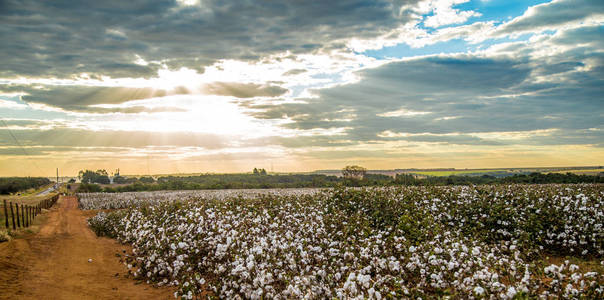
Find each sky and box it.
[0,0,603,176]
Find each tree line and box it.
[75,167,603,193]
[0,177,51,195]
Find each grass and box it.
[0,184,64,233]
[0,213,49,241]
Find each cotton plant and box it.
[78,188,323,210]
[87,184,604,299]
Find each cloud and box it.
[377,108,431,117]
[0,0,423,79]
[362,1,603,52]
[422,0,481,28]
[0,80,290,113]
[494,0,604,36]
[282,69,308,76]
[202,82,288,98]
[0,99,28,109]
[250,25,604,147]
[0,84,190,113]
[0,124,229,149]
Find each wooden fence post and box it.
[15,203,20,228]
[10,202,15,230]
[21,204,25,227]
[3,200,8,229]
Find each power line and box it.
[1,118,46,176]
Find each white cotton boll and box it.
[358,274,371,289]
[506,286,516,298]
[473,286,484,295]
[368,288,375,297]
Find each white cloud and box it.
[377,108,432,117]
[0,99,28,109]
[176,0,200,6]
[423,0,481,28]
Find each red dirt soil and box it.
[0,196,175,299]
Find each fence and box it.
[2,194,59,230]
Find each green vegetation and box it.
[395,172,604,185]
[550,168,604,175]
[76,171,603,193]
[0,177,51,195]
[252,168,267,175]
[138,176,155,183]
[113,175,137,184]
[342,165,367,179]
[78,169,110,184]
[76,183,104,193]
[410,169,509,177]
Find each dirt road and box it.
[0,196,175,299]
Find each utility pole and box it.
[56,168,59,184]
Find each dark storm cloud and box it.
[495,0,604,35]
[0,0,421,79]
[251,25,604,147]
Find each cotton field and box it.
[85,184,604,299]
[78,188,323,209]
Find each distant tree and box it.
[68,178,76,183]
[76,183,103,193]
[0,177,51,194]
[139,176,155,183]
[253,168,267,175]
[113,176,136,184]
[78,169,110,184]
[342,165,367,179]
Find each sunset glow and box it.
[1,0,602,176]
